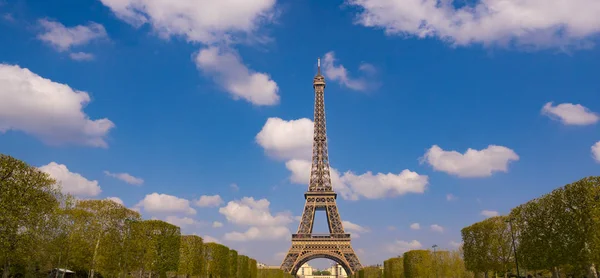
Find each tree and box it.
[461,217,511,278]
[404,250,433,278]
[0,154,62,278]
[229,249,238,278]
[205,243,230,278]
[178,235,204,277]
[237,255,249,278]
[70,199,141,278]
[384,257,403,278]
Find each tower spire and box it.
[317,58,321,75]
[309,57,330,192]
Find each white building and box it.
[297,262,348,278]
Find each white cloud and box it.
[38,19,108,51]
[230,183,240,191]
[256,117,314,160]
[104,171,144,185]
[431,224,444,233]
[69,52,95,61]
[446,194,457,201]
[421,145,519,178]
[219,197,293,242]
[409,223,420,230]
[98,0,276,44]
[322,51,374,91]
[223,225,290,241]
[212,221,223,228]
[481,210,500,217]
[542,102,599,126]
[286,159,428,200]
[106,196,124,205]
[194,46,279,106]
[39,162,101,197]
[343,220,369,233]
[0,64,115,147]
[219,197,293,226]
[257,117,428,200]
[347,0,600,50]
[592,141,600,162]
[135,193,196,215]
[195,195,224,207]
[449,241,463,249]
[165,216,201,227]
[343,220,369,238]
[201,234,221,244]
[387,240,422,254]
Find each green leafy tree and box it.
[229,249,238,278]
[238,255,250,278]
[0,154,62,278]
[384,257,403,278]
[205,243,230,278]
[404,250,433,278]
[249,258,257,278]
[178,235,204,277]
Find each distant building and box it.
[257,262,348,277]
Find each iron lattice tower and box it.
[280,59,362,276]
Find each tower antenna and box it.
[317,58,321,75]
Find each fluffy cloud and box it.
[409,223,420,230]
[0,64,115,147]
[592,141,600,162]
[542,102,599,126]
[106,197,124,205]
[446,194,457,201]
[99,0,280,106]
[195,195,224,207]
[343,220,369,238]
[104,171,144,185]
[98,0,276,44]
[135,193,196,215]
[39,162,101,197]
[165,216,201,227]
[481,210,500,217]
[194,46,279,106]
[347,0,600,49]
[212,221,223,228]
[202,235,221,244]
[38,19,108,51]
[387,240,422,254]
[220,197,293,242]
[286,159,428,200]
[256,117,313,160]
[257,117,428,200]
[422,145,519,178]
[431,224,444,233]
[223,225,290,241]
[69,52,95,61]
[219,197,293,226]
[321,51,375,91]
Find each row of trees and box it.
[461,176,600,278]
[0,154,276,278]
[378,250,472,278]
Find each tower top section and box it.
[313,58,325,88]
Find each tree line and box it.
[0,154,293,278]
[376,176,599,278]
[461,176,600,278]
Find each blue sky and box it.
[1,0,600,269]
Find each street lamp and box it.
[505,218,520,278]
[432,245,438,278]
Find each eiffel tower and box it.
[280,59,362,276]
